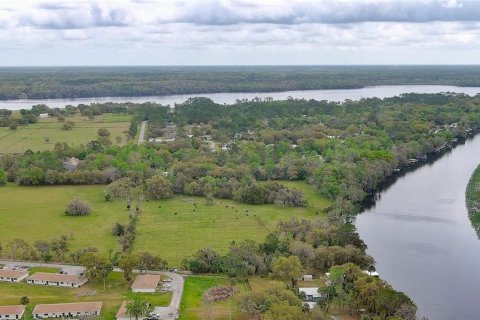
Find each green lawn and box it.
[28,267,59,275]
[134,181,329,265]
[0,184,130,253]
[0,272,171,320]
[0,181,329,265]
[179,276,238,320]
[0,114,132,153]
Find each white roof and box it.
[299,287,320,297]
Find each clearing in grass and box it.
[0,181,329,265]
[0,113,132,153]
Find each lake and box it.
[0,84,479,110]
[356,135,480,320]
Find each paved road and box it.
[0,260,184,320]
[138,120,148,145]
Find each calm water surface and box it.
[356,135,480,320]
[0,85,479,109]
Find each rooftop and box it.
[299,287,320,296]
[131,274,161,290]
[116,301,128,318]
[0,269,28,278]
[33,302,102,315]
[27,272,85,283]
[0,305,25,316]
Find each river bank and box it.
[356,133,480,320]
[466,164,480,237]
[0,84,479,110]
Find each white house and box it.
[38,113,49,119]
[26,273,88,288]
[131,274,160,293]
[0,305,25,320]
[0,269,28,283]
[299,287,321,309]
[32,302,102,319]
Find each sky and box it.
[0,0,480,66]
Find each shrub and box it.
[65,198,91,216]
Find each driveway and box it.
[138,120,148,145]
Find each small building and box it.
[363,270,380,277]
[299,287,321,309]
[32,302,102,319]
[0,305,26,320]
[26,273,88,288]
[38,113,49,119]
[302,274,313,282]
[131,274,161,293]
[116,301,146,320]
[0,269,28,283]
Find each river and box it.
[356,135,480,320]
[0,85,479,109]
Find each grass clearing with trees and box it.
[179,276,241,320]
[0,271,171,320]
[0,114,132,153]
[0,181,329,264]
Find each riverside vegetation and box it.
[1,92,480,319]
[466,165,480,237]
[1,65,480,100]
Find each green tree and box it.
[145,174,173,200]
[119,254,139,281]
[20,296,29,305]
[97,128,111,137]
[270,256,304,287]
[0,169,6,186]
[126,296,150,320]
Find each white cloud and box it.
[0,0,479,65]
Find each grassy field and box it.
[179,276,243,320]
[134,181,329,265]
[0,272,171,320]
[0,113,132,153]
[0,181,329,264]
[0,184,130,253]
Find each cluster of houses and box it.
[0,302,102,320]
[0,269,87,288]
[0,268,167,320]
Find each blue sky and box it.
[0,0,479,65]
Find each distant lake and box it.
[0,85,479,109]
[356,135,480,320]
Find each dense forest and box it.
[1,65,480,99]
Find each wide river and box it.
[356,135,480,320]
[0,84,480,109]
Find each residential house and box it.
[32,302,102,319]
[299,287,321,309]
[0,305,25,320]
[26,273,88,288]
[131,274,161,293]
[0,269,28,283]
